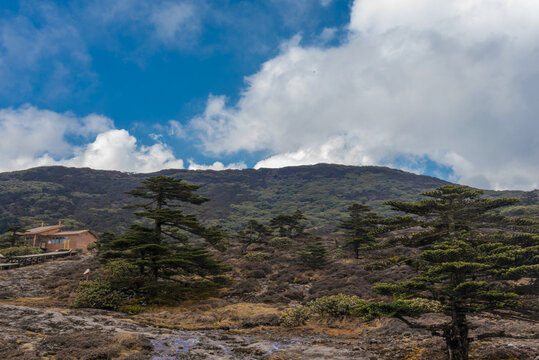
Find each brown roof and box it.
[55,230,91,236]
[18,225,63,235]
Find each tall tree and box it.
[301,236,328,269]
[101,176,228,300]
[270,210,306,238]
[372,185,538,360]
[237,219,272,254]
[4,226,25,247]
[339,204,410,259]
[339,204,384,259]
[125,176,210,243]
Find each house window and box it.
[49,237,68,244]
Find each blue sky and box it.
[0,0,538,190]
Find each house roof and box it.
[17,225,63,235]
[56,230,91,235]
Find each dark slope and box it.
[0,163,520,234]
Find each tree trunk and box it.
[444,309,469,360]
[354,241,359,259]
[240,242,249,255]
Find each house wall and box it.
[44,237,69,252]
[68,232,97,252]
[44,232,97,252]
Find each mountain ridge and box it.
[0,164,530,235]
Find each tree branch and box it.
[395,315,445,333]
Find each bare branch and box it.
[395,315,446,332]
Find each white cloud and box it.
[188,160,246,171]
[149,2,200,47]
[0,105,183,173]
[167,120,185,138]
[190,0,539,190]
[65,130,184,172]
[318,27,337,44]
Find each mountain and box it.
[0,164,533,235]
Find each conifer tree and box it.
[301,237,328,269]
[4,226,24,247]
[372,185,538,360]
[339,203,410,259]
[237,219,272,254]
[270,210,306,238]
[339,204,384,258]
[101,176,228,300]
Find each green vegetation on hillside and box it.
[0,164,454,234]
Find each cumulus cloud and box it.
[190,0,539,190]
[0,105,183,173]
[65,130,184,172]
[187,160,246,171]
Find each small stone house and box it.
[17,222,97,253]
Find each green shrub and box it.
[73,281,126,310]
[268,237,292,249]
[98,259,139,291]
[280,293,441,326]
[332,248,348,259]
[244,251,269,262]
[0,246,42,257]
[118,303,145,315]
[363,256,407,271]
[280,305,311,327]
[307,294,365,317]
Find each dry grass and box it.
[0,296,55,307]
[135,301,284,330]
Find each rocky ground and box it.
[0,255,537,359]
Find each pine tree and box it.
[300,237,328,269]
[3,226,25,247]
[270,210,306,238]
[237,219,272,254]
[100,176,228,300]
[339,204,384,258]
[371,185,538,360]
[339,203,410,259]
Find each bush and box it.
[0,246,42,257]
[244,251,269,262]
[268,237,292,249]
[363,256,408,271]
[119,303,145,315]
[73,281,126,310]
[307,293,365,317]
[280,293,443,326]
[280,305,311,327]
[99,259,139,291]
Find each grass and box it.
[135,300,284,330]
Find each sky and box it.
[0,0,537,190]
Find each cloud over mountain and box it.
[190,0,539,190]
[0,105,183,173]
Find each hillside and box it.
[0,164,534,235]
